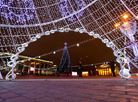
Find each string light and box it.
[53,51,56,54]
[76,43,80,47]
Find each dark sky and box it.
[21,31,117,67]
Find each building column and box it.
[22,64,25,74]
[33,61,36,75]
[39,62,41,75]
[43,63,45,69]
[28,60,31,74]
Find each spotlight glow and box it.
[123,14,129,19]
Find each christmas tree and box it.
[59,42,72,75]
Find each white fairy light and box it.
[53,51,56,54]
[74,28,80,32]
[36,34,41,39]
[79,29,85,33]
[76,43,79,47]
[89,31,94,36]
[31,37,37,42]
[59,28,64,32]
[64,28,71,32]
[45,31,50,35]
[50,30,56,34]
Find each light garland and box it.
[0,0,35,23]
[2,52,53,63]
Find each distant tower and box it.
[59,42,72,75]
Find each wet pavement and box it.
[0,75,138,102]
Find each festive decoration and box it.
[0,0,35,23]
[120,21,138,58]
[119,68,131,79]
[0,0,138,80]
[59,43,72,75]
[114,13,138,78]
[59,0,86,22]
[76,43,79,47]
[2,52,53,63]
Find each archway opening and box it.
[9,31,121,79]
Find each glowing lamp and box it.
[30,67,34,71]
[136,16,138,19]
[123,22,128,25]
[123,14,129,19]
[72,72,77,76]
[36,63,40,65]
[77,43,79,47]
[31,62,35,64]
[21,61,24,63]
[53,65,57,67]
[82,71,89,76]
[53,51,56,54]
[114,23,120,27]
[64,42,67,46]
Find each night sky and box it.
[21,31,117,70]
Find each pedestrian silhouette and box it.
[78,61,82,77]
[109,59,116,77]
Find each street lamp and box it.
[114,23,120,27]
[115,14,138,58]
[136,16,138,19]
[122,14,129,19]
[114,14,137,79]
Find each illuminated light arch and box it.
[0,0,35,23]
[5,28,131,80]
[0,0,137,80]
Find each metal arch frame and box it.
[120,0,138,20]
[0,0,35,23]
[4,27,127,80]
[0,0,98,28]
[0,0,137,27]
[0,0,137,80]
[119,0,138,78]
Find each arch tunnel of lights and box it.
[0,0,138,80]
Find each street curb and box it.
[1,78,137,82]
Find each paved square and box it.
[0,78,138,102]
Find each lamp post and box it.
[115,14,137,79]
[116,14,138,58]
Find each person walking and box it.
[109,59,116,77]
[78,61,82,77]
[57,66,60,77]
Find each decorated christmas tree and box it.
[59,42,72,75]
